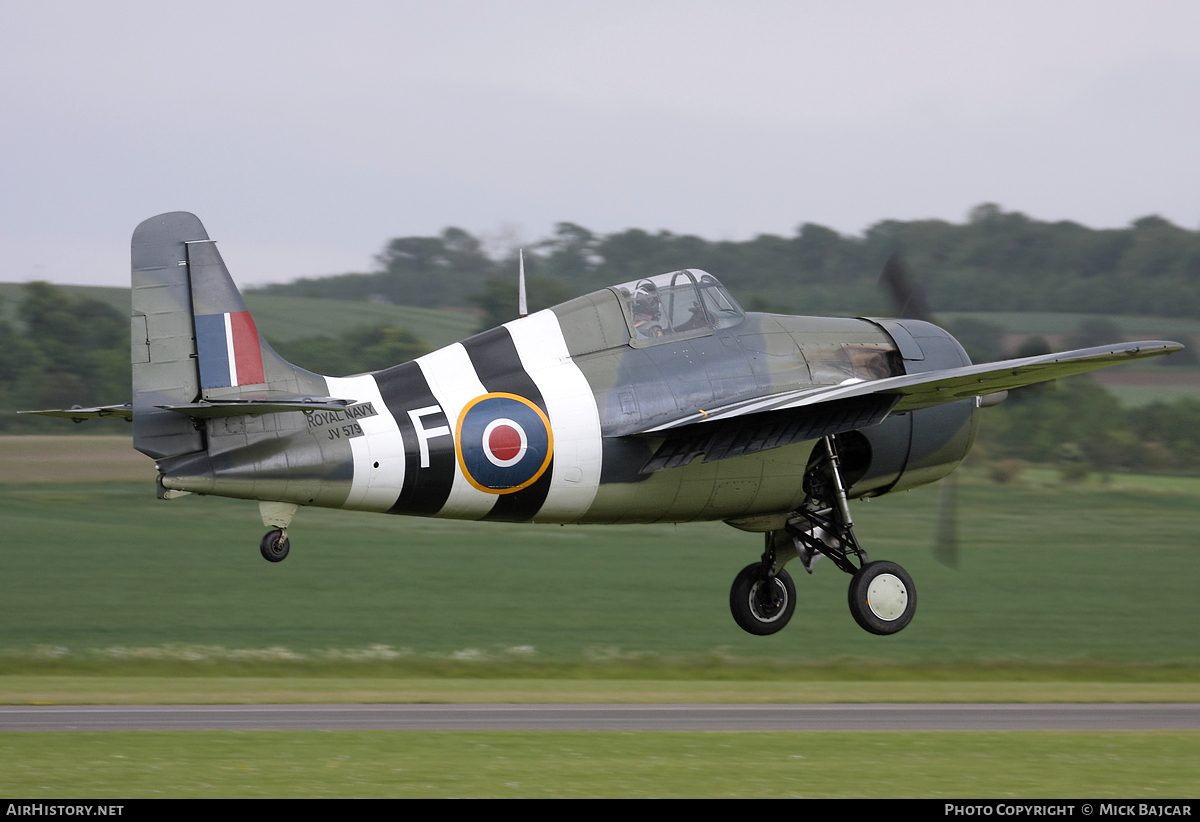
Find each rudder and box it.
[131,212,205,459]
[131,212,326,460]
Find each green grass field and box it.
[4,676,1198,704]
[2,731,1197,798]
[2,447,1198,797]
[1,469,1197,668]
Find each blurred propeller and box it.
[932,475,959,569]
[878,252,960,568]
[879,253,934,323]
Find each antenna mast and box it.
[518,249,528,318]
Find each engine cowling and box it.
[837,319,980,498]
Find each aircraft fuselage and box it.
[159,285,978,527]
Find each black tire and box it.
[729,563,796,636]
[847,560,915,635]
[260,529,290,563]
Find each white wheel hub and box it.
[865,573,908,621]
[748,580,788,623]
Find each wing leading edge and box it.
[634,340,1182,473]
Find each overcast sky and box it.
[2,0,1199,288]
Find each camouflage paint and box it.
[141,213,999,527]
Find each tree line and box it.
[253,204,1200,326]
[0,283,130,424]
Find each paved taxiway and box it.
[2,704,1198,731]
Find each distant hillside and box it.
[0,283,478,351]
[242,295,478,349]
[0,283,129,326]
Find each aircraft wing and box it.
[635,340,1182,473]
[19,403,134,422]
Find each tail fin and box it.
[131,212,326,459]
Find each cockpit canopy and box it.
[610,270,745,346]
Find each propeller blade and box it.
[878,254,959,566]
[932,474,959,569]
[879,253,935,324]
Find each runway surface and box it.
[2,704,1199,731]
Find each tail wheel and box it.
[847,560,915,635]
[729,563,796,635]
[260,529,290,563]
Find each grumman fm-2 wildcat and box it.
[29,212,1183,637]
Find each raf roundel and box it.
[456,393,553,494]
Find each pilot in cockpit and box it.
[631,287,663,339]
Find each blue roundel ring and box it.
[455,393,553,494]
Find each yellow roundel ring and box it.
[455,392,554,495]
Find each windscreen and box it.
[611,270,744,344]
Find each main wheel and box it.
[729,563,796,635]
[847,561,915,635]
[260,529,290,563]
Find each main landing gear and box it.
[728,436,917,636]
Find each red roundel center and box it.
[488,424,523,462]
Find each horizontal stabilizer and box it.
[20,403,133,422]
[157,395,356,418]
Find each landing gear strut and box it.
[728,435,917,636]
